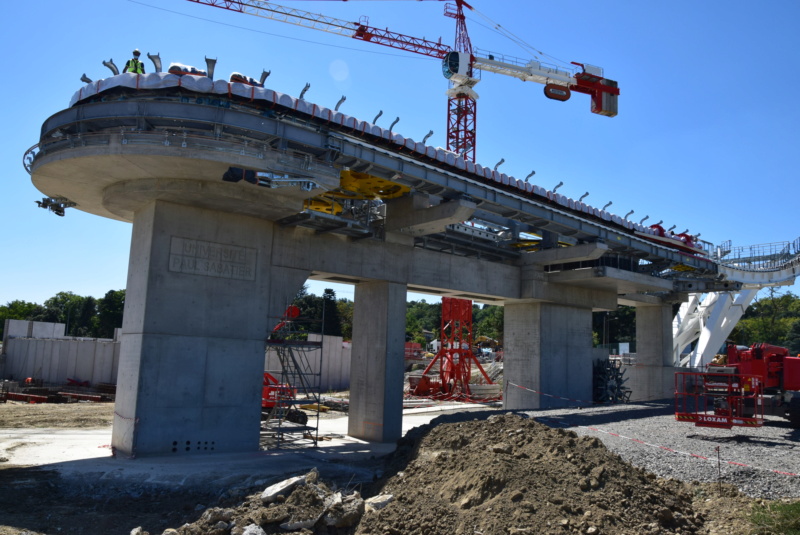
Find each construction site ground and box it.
[0,399,787,535]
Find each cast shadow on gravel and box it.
[527,401,676,427]
[405,402,675,434]
[685,433,796,447]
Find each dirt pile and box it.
[142,412,755,535]
[358,413,701,535]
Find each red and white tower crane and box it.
[186,0,620,162]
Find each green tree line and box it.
[4,288,799,354]
[0,290,125,340]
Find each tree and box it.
[733,289,799,346]
[0,300,44,339]
[291,286,322,334]
[321,288,342,337]
[474,305,504,344]
[96,290,125,339]
[36,292,87,336]
[787,320,800,355]
[592,306,636,349]
[336,299,354,340]
[406,300,441,339]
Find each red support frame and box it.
[414,297,494,400]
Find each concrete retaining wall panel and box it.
[95,342,117,384]
[44,340,59,381]
[74,341,96,383]
[2,337,121,386]
[32,322,65,339]
[5,319,31,340]
[55,342,71,382]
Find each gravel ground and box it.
[518,401,800,500]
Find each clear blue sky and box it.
[2,0,798,305]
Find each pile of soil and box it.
[359,413,719,535]
[0,403,762,535]
[159,413,755,535]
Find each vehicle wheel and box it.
[788,398,800,429]
[286,409,308,426]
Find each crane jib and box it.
[185,0,621,158]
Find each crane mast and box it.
[445,1,477,161]
[186,0,619,162]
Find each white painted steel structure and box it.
[673,239,800,367]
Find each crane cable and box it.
[466,5,576,72]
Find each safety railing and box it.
[675,370,764,429]
[715,238,800,272]
[23,129,336,181]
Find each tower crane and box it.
[186,0,620,162]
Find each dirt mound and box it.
[149,412,754,535]
[357,412,701,535]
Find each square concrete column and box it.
[504,301,593,409]
[629,304,674,401]
[112,201,308,457]
[348,280,406,442]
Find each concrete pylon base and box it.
[503,302,593,409]
[628,304,675,402]
[112,201,308,457]
[348,281,406,442]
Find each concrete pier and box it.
[503,302,594,409]
[348,281,407,442]
[627,304,677,402]
[112,201,308,456]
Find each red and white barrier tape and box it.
[506,381,598,406]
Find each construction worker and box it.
[123,49,145,74]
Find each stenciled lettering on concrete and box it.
[169,237,257,281]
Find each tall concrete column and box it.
[112,201,308,457]
[629,304,674,401]
[348,280,406,442]
[504,302,593,409]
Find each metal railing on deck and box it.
[24,129,335,180]
[715,238,800,272]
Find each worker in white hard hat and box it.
[123,49,145,74]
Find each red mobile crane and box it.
[186,0,620,162]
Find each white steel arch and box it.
[673,239,800,368]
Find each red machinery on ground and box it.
[675,342,800,429]
[411,297,498,401]
[262,372,296,409]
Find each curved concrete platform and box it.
[31,130,338,224]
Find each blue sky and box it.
[2,0,798,305]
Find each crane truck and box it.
[675,342,800,429]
